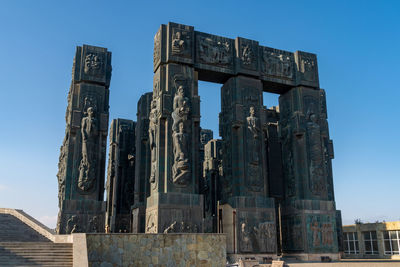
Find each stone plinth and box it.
[220,196,277,255]
[146,192,203,233]
[281,199,339,254]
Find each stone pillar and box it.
[146,23,203,233]
[132,92,152,233]
[202,139,222,233]
[264,107,284,200]
[56,45,111,234]
[279,85,339,256]
[199,129,213,164]
[219,75,276,254]
[105,119,136,233]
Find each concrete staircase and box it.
[0,213,51,242]
[0,209,73,267]
[0,242,73,266]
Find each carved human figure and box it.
[78,107,98,191]
[307,113,325,195]
[198,36,231,65]
[254,222,274,252]
[146,214,156,233]
[240,221,253,252]
[322,223,333,246]
[172,122,190,185]
[149,100,157,184]
[164,221,178,233]
[172,31,185,54]
[310,220,321,247]
[88,216,99,233]
[66,215,80,234]
[172,85,190,132]
[246,106,260,164]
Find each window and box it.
[384,230,400,255]
[363,231,378,255]
[344,232,359,254]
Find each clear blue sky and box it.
[0,1,399,228]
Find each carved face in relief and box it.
[249,106,255,116]
[84,53,103,74]
[177,85,184,96]
[87,107,95,118]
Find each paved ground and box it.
[287,260,400,267]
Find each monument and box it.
[56,22,341,262]
[56,45,111,234]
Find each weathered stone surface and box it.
[132,92,153,233]
[84,233,226,267]
[155,22,320,92]
[105,119,136,233]
[202,139,222,233]
[149,22,339,258]
[57,44,111,234]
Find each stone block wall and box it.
[79,233,226,266]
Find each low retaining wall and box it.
[73,233,226,267]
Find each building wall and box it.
[342,221,400,259]
[80,233,226,266]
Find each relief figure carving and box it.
[301,57,316,82]
[241,45,253,65]
[163,221,198,233]
[198,36,231,66]
[247,106,260,164]
[263,49,293,79]
[240,220,253,252]
[254,222,275,252]
[171,30,191,56]
[171,78,191,186]
[310,219,321,247]
[153,30,161,65]
[322,223,334,246]
[307,113,325,195]
[149,100,157,184]
[84,53,103,76]
[78,106,98,191]
[66,215,80,234]
[246,106,262,191]
[172,122,190,185]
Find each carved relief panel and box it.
[220,76,266,200]
[73,45,112,87]
[195,32,235,75]
[260,46,296,85]
[306,214,338,253]
[279,87,333,201]
[235,37,259,76]
[237,210,276,253]
[167,22,194,65]
[295,51,319,88]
